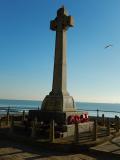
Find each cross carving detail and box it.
[50,6,74,31]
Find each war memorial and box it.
[0,6,120,160]
[29,6,76,122]
[29,6,93,137]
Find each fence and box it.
[0,106,120,118]
[76,108,120,118]
[0,114,120,144]
[0,106,38,117]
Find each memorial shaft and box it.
[52,30,67,95]
[51,7,73,96]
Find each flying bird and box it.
[104,44,113,49]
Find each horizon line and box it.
[0,98,120,105]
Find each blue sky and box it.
[0,0,120,103]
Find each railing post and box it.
[0,118,1,128]
[102,114,105,126]
[7,107,10,126]
[31,120,36,138]
[115,116,119,132]
[9,116,14,134]
[22,110,25,121]
[74,122,79,143]
[107,118,110,136]
[97,109,99,118]
[117,116,120,131]
[93,120,97,141]
[49,120,55,142]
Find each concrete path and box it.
[90,136,120,157]
[0,138,120,160]
[0,139,95,160]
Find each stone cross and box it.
[50,6,74,31]
[41,6,75,112]
[50,6,74,96]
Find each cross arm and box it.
[50,20,57,31]
[67,16,74,27]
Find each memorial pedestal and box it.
[41,94,75,112]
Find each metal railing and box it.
[0,106,120,118]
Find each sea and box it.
[0,99,120,118]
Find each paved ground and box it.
[0,138,120,160]
[91,136,120,157]
[0,139,95,160]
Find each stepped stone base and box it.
[29,94,76,124]
[41,94,75,112]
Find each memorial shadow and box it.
[0,141,119,160]
[0,138,79,160]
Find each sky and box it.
[0,0,120,103]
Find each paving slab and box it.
[0,139,95,160]
[90,136,120,156]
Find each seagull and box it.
[104,44,113,49]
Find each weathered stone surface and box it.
[41,95,75,112]
[41,6,75,113]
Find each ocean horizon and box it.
[0,99,120,118]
